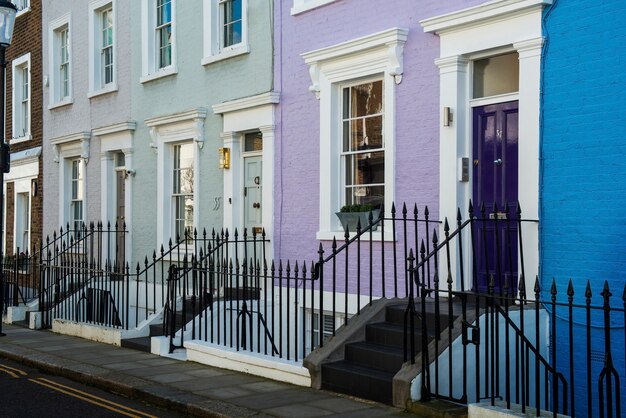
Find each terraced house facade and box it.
[0,1,624,417]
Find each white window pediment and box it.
[145,108,208,149]
[302,28,408,99]
[50,131,91,164]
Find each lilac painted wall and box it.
[273,0,485,263]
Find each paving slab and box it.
[0,325,407,417]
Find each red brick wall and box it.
[4,1,43,252]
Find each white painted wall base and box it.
[185,340,311,387]
[150,335,187,361]
[468,401,569,418]
[51,319,149,346]
[5,306,26,322]
[29,311,42,329]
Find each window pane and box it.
[222,0,242,47]
[473,53,519,98]
[159,26,172,68]
[172,143,194,239]
[351,81,382,118]
[364,116,383,149]
[157,0,171,25]
[244,132,263,152]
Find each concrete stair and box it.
[321,303,451,405]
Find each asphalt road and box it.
[0,358,184,418]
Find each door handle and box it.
[494,158,502,166]
[253,202,261,209]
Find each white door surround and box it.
[421,0,550,290]
[95,121,136,263]
[213,92,279,256]
[5,147,41,254]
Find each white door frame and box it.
[421,0,549,291]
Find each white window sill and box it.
[316,229,395,242]
[48,98,74,110]
[201,44,250,66]
[88,83,119,99]
[291,0,338,15]
[10,134,32,145]
[16,7,31,18]
[140,66,178,84]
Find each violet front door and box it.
[472,101,519,294]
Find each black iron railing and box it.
[1,249,40,311]
[163,228,272,353]
[403,201,623,418]
[312,204,439,347]
[161,205,440,359]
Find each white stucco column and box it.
[221,131,242,236]
[259,125,275,256]
[436,56,469,289]
[514,37,544,288]
[100,152,115,224]
[122,147,134,264]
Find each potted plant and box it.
[335,204,380,233]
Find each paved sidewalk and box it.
[0,325,410,417]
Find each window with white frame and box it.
[156,0,172,69]
[172,143,194,240]
[89,1,116,95]
[301,28,407,239]
[69,159,84,233]
[15,192,30,253]
[11,53,30,140]
[14,0,30,14]
[60,29,70,98]
[49,14,72,106]
[141,0,176,82]
[202,0,248,65]
[219,0,242,48]
[341,80,385,209]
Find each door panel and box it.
[244,156,262,233]
[473,101,519,294]
[115,170,126,272]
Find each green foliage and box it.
[339,204,374,213]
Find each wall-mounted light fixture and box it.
[218,147,230,169]
[443,106,453,127]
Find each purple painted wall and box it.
[273,0,486,264]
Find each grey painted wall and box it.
[129,0,274,258]
[42,0,132,236]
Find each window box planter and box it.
[335,208,380,233]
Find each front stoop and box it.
[305,298,454,407]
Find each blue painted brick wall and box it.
[542,1,626,416]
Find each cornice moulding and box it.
[420,0,552,34]
[92,121,137,137]
[212,92,280,115]
[301,28,408,65]
[145,108,208,128]
[10,146,42,167]
[50,131,92,146]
